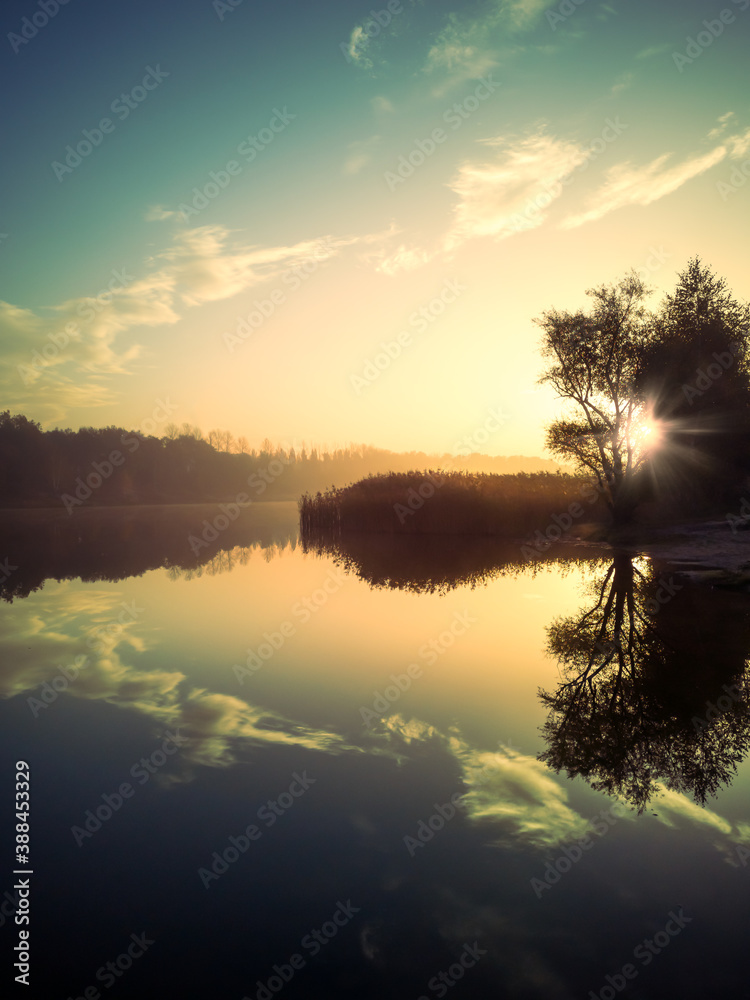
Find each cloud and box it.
[1,268,179,416]
[423,13,502,92]
[634,43,671,60]
[343,25,374,69]
[727,126,750,159]
[0,225,362,416]
[0,585,359,775]
[342,135,381,175]
[444,130,587,249]
[151,226,350,307]
[707,111,736,140]
[376,714,750,866]
[504,0,549,30]
[371,95,395,114]
[561,145,728,229]
[378,715,608,848]
[609,71,633,96]
[144,205,182,222]
[422,0,550,92]
[374,244,435,275]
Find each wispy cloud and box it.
[422,0,548,92]
[609,71,633,96]
[374,245,435,275]
[343,24,374,69]
[444,129,586,249]
[0,225,360,417]
[634,42,671,60]
[371,95,395,115]
[342,135,381,175]
[144,204,182,222]
[561,145,728,229]
[727,126,750,159]
[150,226,350,307]
[504,0,550,30]
[705,112,750,157]
[707,111,736,139]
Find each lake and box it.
[1,502,748,999]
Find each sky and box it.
[1,0,749,457]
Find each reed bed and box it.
[299,470,609,540]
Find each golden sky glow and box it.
[2,0,749,456]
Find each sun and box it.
[627,406,666,456]
[641,417,665,448]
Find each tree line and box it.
[0,415,561,510]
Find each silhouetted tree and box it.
[639,258,750,504]
[536,273,653,523]
[538,554,750,811]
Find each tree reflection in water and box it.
[538,551,750,812]
[302,522,750,815]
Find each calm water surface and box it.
[1,503,748,998]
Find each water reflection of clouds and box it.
[4,585,750,864]
[378,714,750,863]
[0,584,358,775]
[381,715,601,848]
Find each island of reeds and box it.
[298,470,611,543]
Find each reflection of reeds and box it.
[299,470,608,541]
[300,529,606,595]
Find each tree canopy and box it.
[536,258,750,521]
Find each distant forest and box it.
[0,411,565,510]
